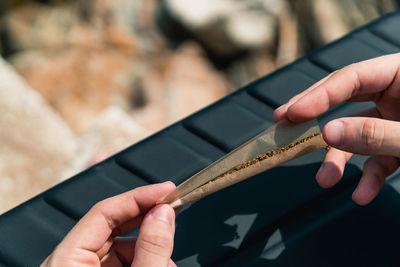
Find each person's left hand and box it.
[41,181,178,267]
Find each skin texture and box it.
[274,53,400,205]
[41,182,178,267]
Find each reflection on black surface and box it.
[173,162,400,266]
[172,163,364,266]
[242,183,400,267]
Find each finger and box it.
[60,182,176,253]
[133,204,175,267]
[168,259,178,267]
[101,238,177,267]
[316,148,353,188]
[274,72,334,122]
[286,53,400,123]
[352,155,399,205]
[101,237,137,267]
[323,117,400,157]
[116,201,182,239]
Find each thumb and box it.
[133,204,175,267]
[323,117,400,157]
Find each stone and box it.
[312,0,351,43]
[0,57,77,214]
[62,106,150,178]
[0,2,79,55]
[161,0,282,56]
[2,0,142,135]
[9,22,138,134]
[132,42,231,132]
[162,43,231,120]
[276,1,298,66]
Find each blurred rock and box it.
[290,0,397,52]
[163,43,231,119]
[0,57,77,214]
[276,1,299,66]
[0,2,79,55]
[336,0,397,28]
[10,44,139,134]
[226,50,276,88]
[2,1,144,134]
[0,0,14,16]
[311,0,350,43]
[62,106,150,178]
[160,0,282,57]
[132,42,231,132]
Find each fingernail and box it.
[150,204,174,225]
[325,120,344,146]
[162,181,175,187]
[275,104,287,113]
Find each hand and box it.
[274,53,400,205]
[41,182,178,267]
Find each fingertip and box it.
[286,102,312,123]
[168,259,178,267]
[149,204,175,226]
[323,120,344,147]
[316,162,342,188]
[351,174,381,206]
[351,190,371,206]
[162,181,176,189]
[273,104,288,122]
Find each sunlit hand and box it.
[41,182,178,267]
[274,53,400,205]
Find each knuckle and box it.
[90,200,118,230]
[340,65,361,95]
[361,119,384,152]
[92,199,108,211]
[338,64,355,76]
[138,232,173,257]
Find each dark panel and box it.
[354,30,400,54]
[164,123,225,161]
[292,58,330,80]
[310,38,385,71]
[0,199,75,267]
[247,68,316,107]
[318,101,376,126]
[370,12,400,47]
[183,100,272,152]
[172,162,362,266]
[221,181,400,267]
[98,159,149,189]
[116,133,212,184]
[45,169,129,220]
[230,90,275,121]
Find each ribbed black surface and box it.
[1,11,400,267]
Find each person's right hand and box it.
[274,53,400,205]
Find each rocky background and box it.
[0,0,398,214]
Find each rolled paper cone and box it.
[169,133,328,208]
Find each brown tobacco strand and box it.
[210,132,324,183]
